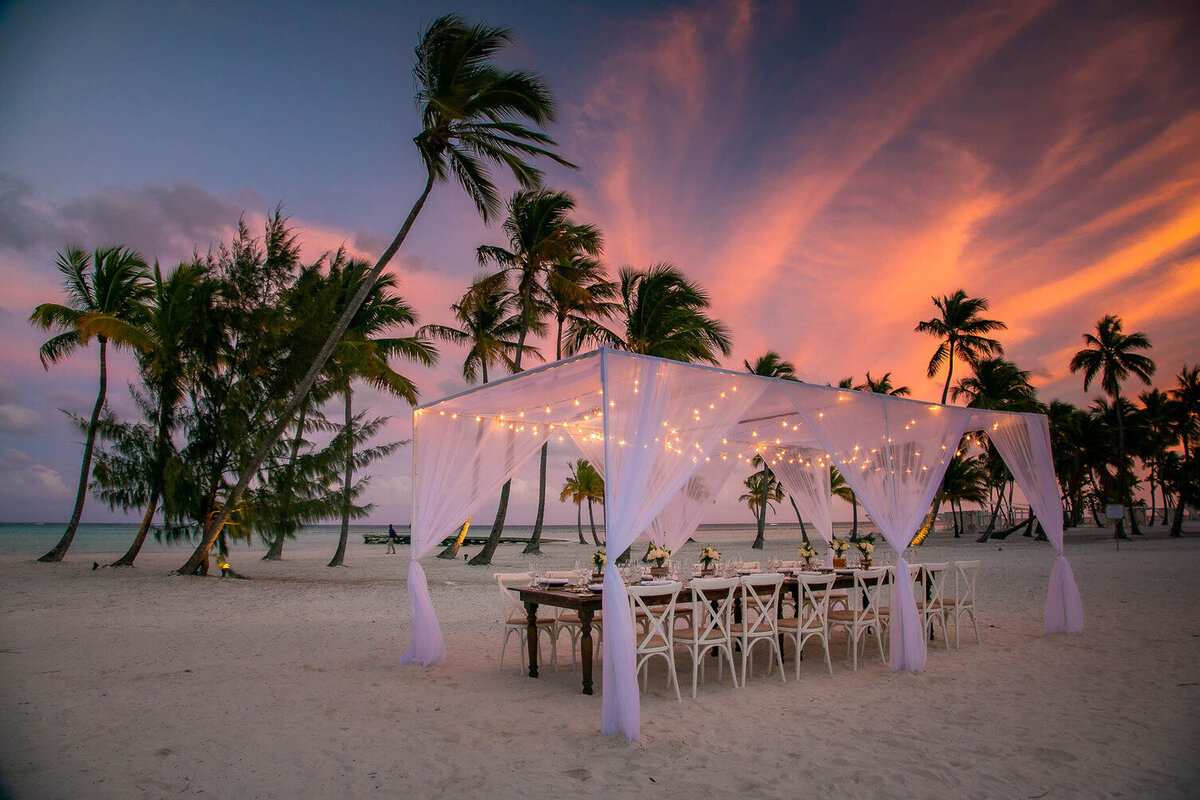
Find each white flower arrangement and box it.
[831,538,850,555]
[592,549,606,570]
[798,542,817,564]
[647,546,670,567]
[698,546,720,567]
[855,540,875,556]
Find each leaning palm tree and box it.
[915,289,1007,403]
[577,459,605,546]
[326,256,435,568]
[830,466,859,538]
[560,459,590,544]
[568,263,732,364]
[29,246,152,562]
[473,188,602,562]
[742,455,784,549]
[1069,314,1155,538]
[174,14,574,575]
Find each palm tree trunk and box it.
[328,388,354,567]
[175,169,437,576]
[850,495,859,538]
[110,491,159,567]
[941,340,955,404]
[1115,397,1133,539]
[789,497,809,545]
[1148,474,1157,527]
[576,502,585,544]
[470,480,511,565]
[40,338,107,563]
[587,499,600,545]
[1169,492,1184,537]
[751,499,767,549]
[523,442,549,554]
[264,405,309,561]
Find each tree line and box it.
[26,14,1200,573]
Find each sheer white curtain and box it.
[981,411,1083,634]
[787,385,971,671]
[644,455,739,553]
[599,351,764,739]
[766,447,834,543]
[400,354,601,666]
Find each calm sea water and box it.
[0,521,864,556]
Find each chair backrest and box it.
[627,583,681,649]
[739,572,785,631]
[853,568,888,619]
[495,572,533,620]
[954,560,979,607]
[686,577,739,644]
[922,562,949,608]
[798,573,836,632]
[886,563,921,609]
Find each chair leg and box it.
[500,630,509,670]
[970,608,980,644]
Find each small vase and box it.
[701,565,715,576]
[833,557,847,568]
[860,557,872,569]
[650,566,668,578]
[591,572,604,582]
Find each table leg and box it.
[525,601,540,679]
[579,608,595,695]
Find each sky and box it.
[1,0,1198,526]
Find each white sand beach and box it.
[1,527,1198,799]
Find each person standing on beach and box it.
[386,524,398,554]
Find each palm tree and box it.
[830,466,859,538]
[174,13,573,575]
[576,459,605,546]
[560,459,592,544]
[421,279,528,560]
[568,263,732,364]
[1138,388,1175,526]
[474,188,602,560]
[29,246,152,562]
[742,455,784,549]
[938,452,989,537]
[325,255,435,568]
[1069,314,1155,538]
[109,263,210,566]
[744,351,797,381]
[952,357,1040,412]
[855,371,911,397]
[1166,365,1198,536]
[915,289,1007,403]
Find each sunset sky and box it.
[1,0,1197,526]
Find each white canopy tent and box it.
[398,348,1082,740]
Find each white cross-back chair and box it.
[877,562,920,640]
[919,562,950,649]
[545,571,601,667]
[495,573,557,671]
[946,560,980,648]
[828,567,887,670]
[674,577,739,698]
[779,572,835,679]
[627,583,682,701]
[732,573,786,685]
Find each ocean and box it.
[0,521,866,556]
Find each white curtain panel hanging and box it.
[598,351,765,740]
[400,354,602,666]
[644,454,740,553]
[978,410,1083,634]
[785,384,972,671]
[764,446,834,542]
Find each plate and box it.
[736,568,761,575]
[640,579,673,586]
[588,584,605,591]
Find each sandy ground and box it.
[1,524,1199,799]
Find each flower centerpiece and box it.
[646,545,671,578]
[698,546,720,575]
[591,549,606,579]
[830,537,850,568]
[855,539,875,568]
[797,541,818,568]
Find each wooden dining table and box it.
[515,571,861,695]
